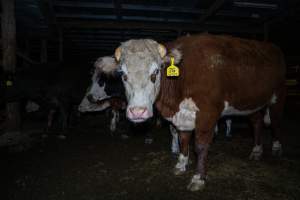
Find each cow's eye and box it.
[123,74,128,82]
[150,69,159,83]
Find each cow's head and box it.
[78,56,117,112]
[87,56,117,103]
[98,39,182,122]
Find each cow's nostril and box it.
[129,107,135,114]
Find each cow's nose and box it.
[127,106,150,121]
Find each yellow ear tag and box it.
[167,57,179,77]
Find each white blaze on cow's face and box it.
[116,39,166,122]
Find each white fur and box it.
[121,64,128,75]
[110,110,119,132]
[270,94,277,104]
[172,98,199,131]
[222,101,263,116]
[26,101,40,112]
[264,108,271,125]
[149,62,159,74]
[163,48,182,64]
[175,153,189,173]
[78,96,110,112]
[94,56,118,74]
[187,174,206,191]
[123,62,161,120]
[170,125,180,154]
[225,119,232,137]
[249,144,263,160]
[89,82,109,101]
[272,140,282,151]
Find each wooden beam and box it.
[198,0,225,24]
[1,0,21,134]
[17,51,41,65]
[1,0,16,72]
[59,20,263,34]
[54,1,253,18]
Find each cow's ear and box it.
[158,44,167,58]
[115,47,121,62]
[163,48,182,65]
[94,56,118,74]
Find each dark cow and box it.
[78,57,126,132]
[96,34,286,191]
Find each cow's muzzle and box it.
[127,106,151,122]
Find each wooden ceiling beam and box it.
[59,20,263,34]
[197,0,225,24]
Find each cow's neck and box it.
[155,70,183,118]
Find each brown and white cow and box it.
[78,57,126,132]
[98,34,286,191]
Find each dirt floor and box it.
[1,109,300,200]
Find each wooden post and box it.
[2,0,16,72]
[59,29,64,61]
[1,0,21,134]
[40,39,48,63]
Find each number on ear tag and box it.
[167,57,179,77]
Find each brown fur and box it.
[156,34,286,118]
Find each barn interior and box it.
[1,0,300,199]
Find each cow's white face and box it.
[120,60,161,122]
[115,39,168,122]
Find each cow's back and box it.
[156,34,286,117]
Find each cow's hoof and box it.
[187,174,206,191]
[173,167,186,176]
[109,125,116,133]
[272,141,282,157]
[249,145,263,160]
[173,154,188,175]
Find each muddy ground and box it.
[1,109,300,200]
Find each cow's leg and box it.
[174,131,191,175]
[110,109,118,133]
[249,111,264,160]
[214,122,219,136]
[225,119,232,138]
[269,87,286,156]
[187,110,219,191]
[170,124,180,155]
